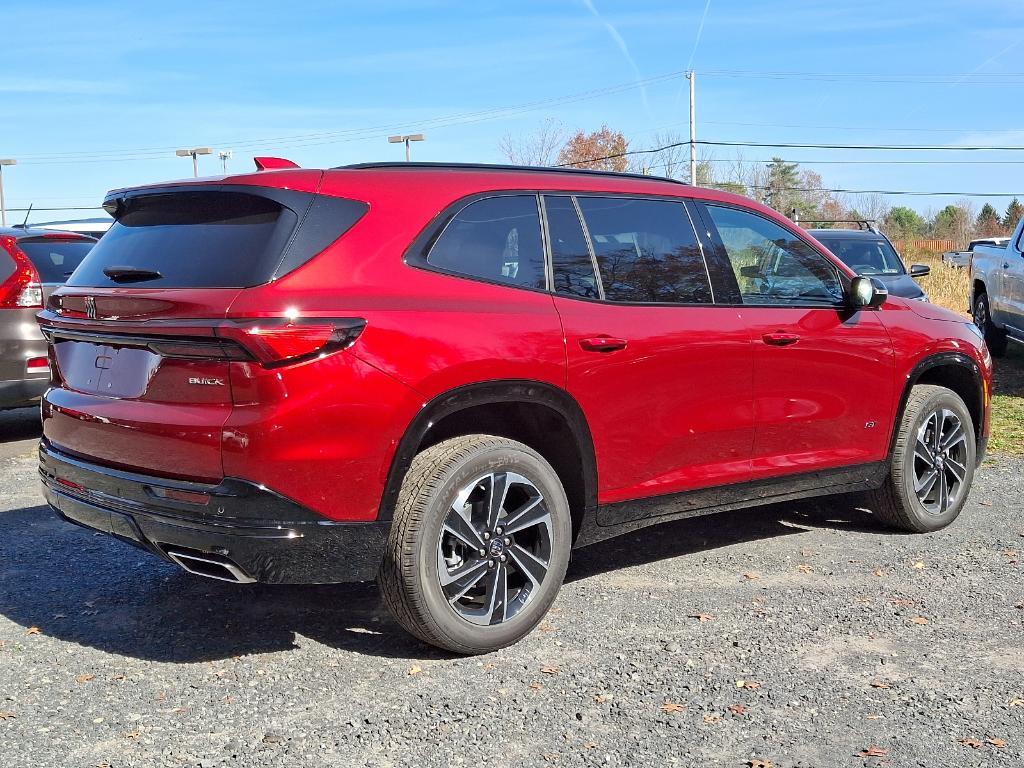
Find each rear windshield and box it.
[18,239,95,283]
[67,191,300,288]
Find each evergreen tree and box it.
[1005,198,1024,231]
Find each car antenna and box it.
[20,203,33,229]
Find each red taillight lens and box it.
[217,318,366,367]
[26,356,49,374]
[0,236,43,309]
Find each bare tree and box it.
[498,119,567,166]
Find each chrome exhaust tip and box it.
[164,547,256,584]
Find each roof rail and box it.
[333,161,689,186]
[801,218,879,233]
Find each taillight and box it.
[217,318,366,367]
[25,356,49,375]
[0,236,43,309]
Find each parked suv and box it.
[808,227,931,300]
[38,162,991,653]
[1,228,96,409]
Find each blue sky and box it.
[1,0,1022,223]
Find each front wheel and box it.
[973,291,1007,357]
[378,435,572,654]
[865,385,976,533]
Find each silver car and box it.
[0,227,96,409]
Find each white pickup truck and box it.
[970,218,1024,356]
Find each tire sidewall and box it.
[411,442,572,653]
[897,390,976,529]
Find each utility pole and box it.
[687,71,697,185]
[0,159,14,226]
[388,134,425,161]
[218,150,233,174]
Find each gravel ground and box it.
[1,406,1022,768]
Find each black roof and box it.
[0,226,97,241]
[806,228,885,239]
[334,161,688,186]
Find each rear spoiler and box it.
[254,157,300,171]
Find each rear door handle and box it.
[579,336,628,353]
[762,332,800,346]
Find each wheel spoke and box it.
[914,437,934,466]
[945,454,967,484]
[440,558,489,600]
[927,411,942,454]
[939,421,966,453]
[485,472,510,532]
[484,562,508,625]
[502,497,550,536]
[915,467,939,498]
[442,509,485,550]
[937,466,949,511]
[508,543,549,588]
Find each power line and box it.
[697,140,1024,151]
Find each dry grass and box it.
[901,248,1024,455]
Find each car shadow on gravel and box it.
[0,407,41,443]
[0,498,889,663]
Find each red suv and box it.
[38,162,991,653]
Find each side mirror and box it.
[849,275,888,310]
[909,264,931,277]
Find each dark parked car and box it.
[0,228,96,409]
[38,162,990,653]
[808,227,931,300]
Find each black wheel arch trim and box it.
[377,380,598,526]
[890,351,986,455]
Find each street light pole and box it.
[0,159,15,227]
[218,150,233,174]
[687,71,697,185]
[387,134,425,161]
[175,147,213,177]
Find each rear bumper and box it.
[39,441,388,584]
[0,377,48,409]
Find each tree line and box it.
[499,121,1023,245]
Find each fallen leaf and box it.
[728,703,748,716]
[76,674,95,684]
[0,712,15,720]
[540,665,560,675]
[869,680,891,689]
[1008,698,1024,708]
[857,746,889,757]
[171,707,186,714]
[538,623,556,633]
[890,598,915,607]
[660,702,686,713]
[407,665,423,676]
[581,742,598,750]
[687,613,715,622]
[123,730,140,739]
[958,737,983,749]
[800,548,815,557]
[742,572,760,581]
[748,760,773,768]
[910,616,929,625]
[872,568,885,577]
[593,693,612,703]
[987,737,1007,748]
[865,714,883,720]
[542,753,559,763]
[736,680,762,690]
[855,596,873,604]
[702,713,721,724]
[911,561,925,569]
[482,663,497,671]
[978,500,993,506]
[529,683,543,691]
[796,564,813,574]
[25,627,40,636]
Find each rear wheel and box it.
[866,385,976,533]
[378,435,571,654]
[973,291,1007,357]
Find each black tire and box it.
[865,385,976,533]
[378,435,572,654]
[973,291,1007,357]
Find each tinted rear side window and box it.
[544,196,599,299]
[68,191,300,288]
[576,197,711,304]
[18,239,95,283]
[426,195,546,290]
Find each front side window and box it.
[706,205,844,306]
[544,196,599,299]
[426,196,545,290]
[575,197,711,304]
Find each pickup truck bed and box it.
[970,221,1024,356]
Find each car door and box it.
[1002,229,1024,332]
[696,202,895,479]
[544,194,754,521]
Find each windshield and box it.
[814,236,904,276]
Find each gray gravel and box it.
[1,406,1022,767]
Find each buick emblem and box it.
[188,377,225,386]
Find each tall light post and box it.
[218,150,233,174]
[175,147,213,177]
[387,134,425,162]
[0,159,15,227]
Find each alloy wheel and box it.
[436,472,553,626]
[913,408,969,515]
